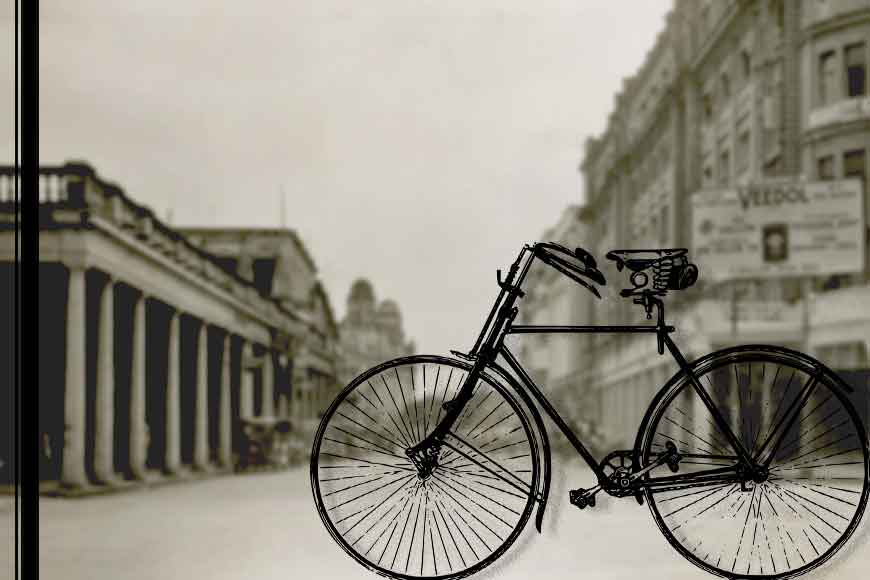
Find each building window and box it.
[819,50,837,104]
[252,258,277,296]
[213,256,239,275]
[736,131,750,174]
[721,73,731,100]
[844,149,867,181]
[774,0,784,30]
[817,155,835,181]
[719,149,731,185]
[703,94,714,123]
[845,43,867,97]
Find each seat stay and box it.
[662,334,754,465]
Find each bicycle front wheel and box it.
[639,345,870,579]
[311,355,539,580]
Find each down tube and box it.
[499,346,607,482]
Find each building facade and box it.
[338,279,415,384]
[178,227,342,455]
[2,162,336,491]
[575,0,870,449]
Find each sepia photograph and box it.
[4,1,870,579]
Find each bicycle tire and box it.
[637,345,870,579]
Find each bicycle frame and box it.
[414,244,756,494]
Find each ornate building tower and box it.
[338,279,415,383]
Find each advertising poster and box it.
[692,179,865,280]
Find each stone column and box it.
[240,341,254,420]
[219,334,233,467]
[194,322,210,469]
[94,276,117,484]
[62,265,89,488]
[129,292,148,479]
[262,350,275,418]
[277,364,289,419]
[165,311,181,473]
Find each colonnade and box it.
[60,264,281,489]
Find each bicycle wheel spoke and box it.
[321,452,415,472]
[471,411,515,442]
[431,473,518,528]
[465,399,504,440]
[404,488,423,573]
[442,467,527,501]
[329,472,417,513]
[364,483,419,556]
[433,492,478,562]
[367,380,414,448]
[662,416,723,455]
[422,365,429,437]
[338,407,407,451]
[430,481,500,546]
[389,487,421,570]
[354,482,420,549]
[437,470,523,516]
[323,436,406,461]
[382,374,418,445]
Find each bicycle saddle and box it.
[605,249,687,272]
[605,248,698,297]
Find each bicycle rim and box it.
[640,347,870,579]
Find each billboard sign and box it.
[692,179,865,281]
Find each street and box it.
[8,462,865,580]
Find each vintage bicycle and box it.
[311,243,870,580]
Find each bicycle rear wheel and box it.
[639,346,870,579]
[311,355,539,580]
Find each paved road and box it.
[14,463,870,580]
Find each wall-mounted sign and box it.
[692,179,865,280]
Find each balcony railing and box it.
[0,164,91,207]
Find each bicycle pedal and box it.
[569,488,595,510]
[635,492,644,506]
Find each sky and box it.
[11,0,672,355]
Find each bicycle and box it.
[311,242,870,580]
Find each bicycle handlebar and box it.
[532,243,606,298]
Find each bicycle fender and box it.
[482,361,552,533]
[631,343,857,459]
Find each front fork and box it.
[406,346,496,475]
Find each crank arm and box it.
[629,445,681,483]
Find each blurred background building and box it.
[178,227,342,458]
[1,162,413,491]
[339,278,415,383]
[524,0,870,451]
